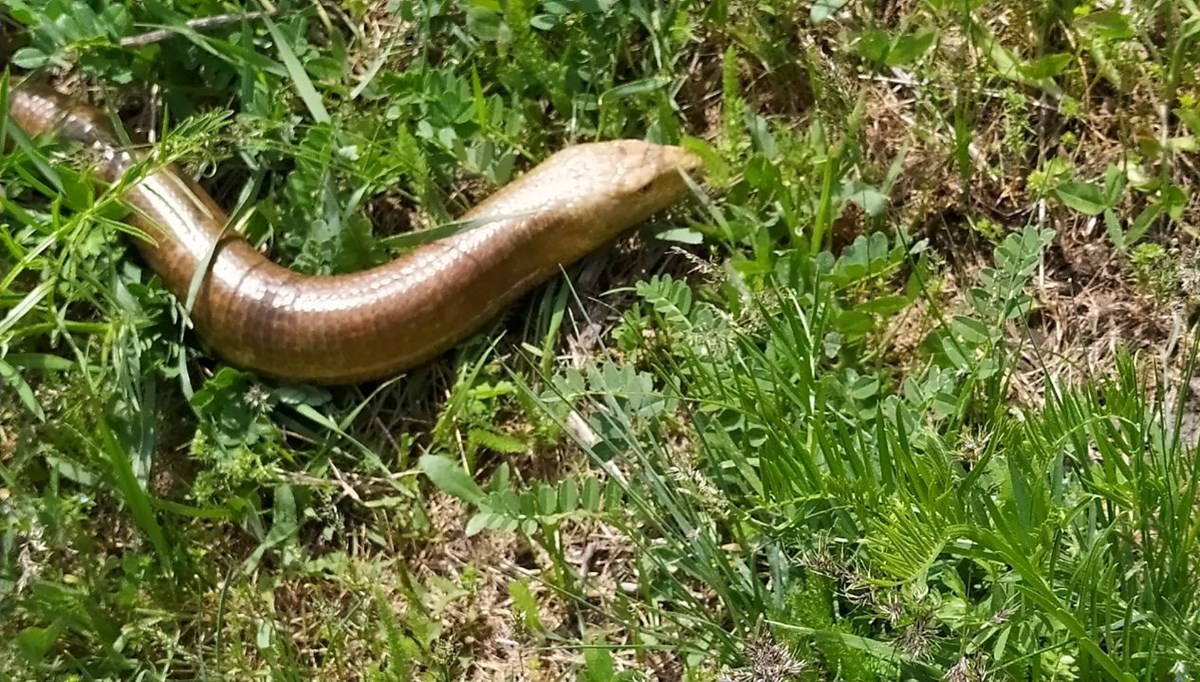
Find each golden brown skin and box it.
[6,83,700,384]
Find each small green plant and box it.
[1127,242,1177,301]
[6,0,136,81]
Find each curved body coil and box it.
[6,84,700,383]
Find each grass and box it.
[2,0,1200,680]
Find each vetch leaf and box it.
[604,479,624,510]
[559,479,579,512]
[520,491,536,516]
[466,512,494,536]
[581,477,601,510]
[467,427,526,454]
[538,484,558,515]
[851,375,880,400]
[942,336,972,372]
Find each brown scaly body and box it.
[6,83,700,383]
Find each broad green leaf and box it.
[260,12,330,124]
[942,336,972,372]
[0,281,52,336]
[96,418,173,576]
[1055,180,1108,215]
[1125,202,1163,245]
[1103,163,1127,203]
[810,0,849,23]
[1104,208,1125,248]
[581,648,616,682]
[1177,107,1200,137]
[885,30,936,66]
[857,295,910,315]
[1075,9,1134,41]
[932,391,959,418]
[15,626,57,664]
[842,180,888,216]
[857,29,892,63]
[1163,184,1188,220]
[835,310,875,335]
[655,227,705,244]
[1020,53,1072,79]
[600,76,673,101]
[1168,136,1198,152]
[419,454,485,504]
[0,360,44,421]
[850,375,880,400]
[604,479,624,511]
[44,455,97,486]
[951,315,992,344]
[509,579,542,631]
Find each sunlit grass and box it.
[3,0,1200,680]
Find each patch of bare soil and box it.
[852,49,1197,418]
[407,475,654,680]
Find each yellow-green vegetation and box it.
[3,1,1200,680]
